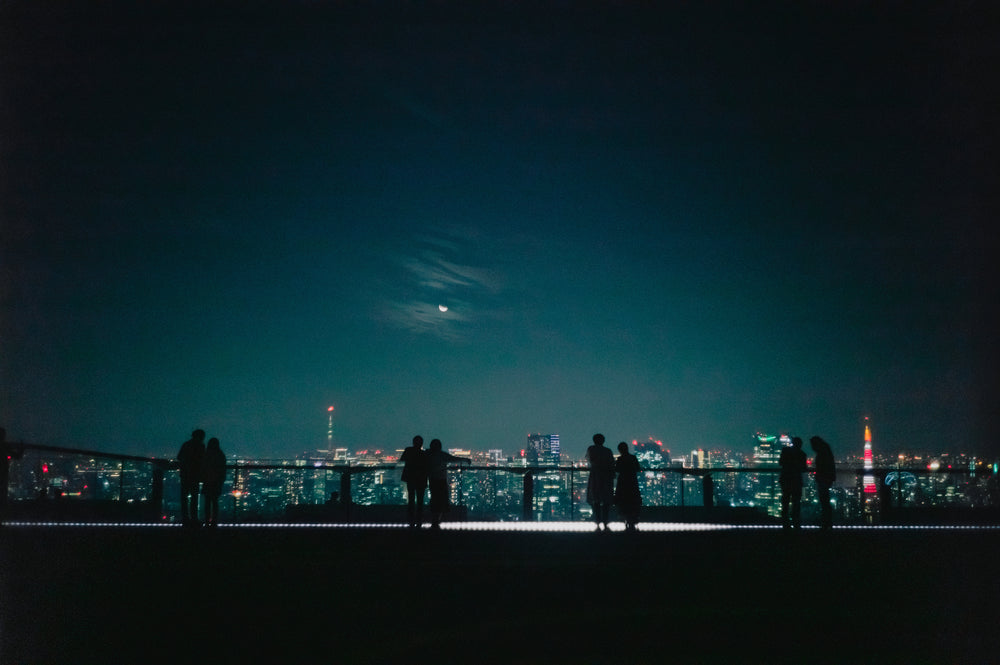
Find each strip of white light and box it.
[3,521,998,532]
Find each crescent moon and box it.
[438,305,448,312]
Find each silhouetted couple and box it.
[780,435,836,529]
[400,435,470,529]
[177,429,227,528]
[587,434,641,531]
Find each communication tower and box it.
[863,418,876,494]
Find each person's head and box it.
[791,436,803,449]
[618,441,629,455]
[810,436,826,451]
[593,433,605,446]
[192,429,205,442]
[208,437,220,450]
[430,438,442,451]
[412,435,424,449]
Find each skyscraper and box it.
[752,433,782,517]
[527,433,560,467]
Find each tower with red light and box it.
[863,419,876,494]
[327,406,334,450]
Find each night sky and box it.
[2,2,997,460]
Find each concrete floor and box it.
[2,525,998,664]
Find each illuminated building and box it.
[527,434,560,467]
[524,434,564,519]
[632,439,666,466]
[752,433,781,517]
[752,433,781,465]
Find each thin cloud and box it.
[378,229,509,340]
[381,299,467,340]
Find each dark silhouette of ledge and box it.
[2,526,998,664]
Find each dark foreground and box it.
[2,525,998,664]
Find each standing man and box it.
[399,435,428,528]
[779,436,807,530]
[810,436,836,529]
[177,429,206,527]
[586,433,615,531]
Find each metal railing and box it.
[3,443,999,525]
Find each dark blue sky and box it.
[2,2,997,460]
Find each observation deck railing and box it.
[3,442,998,526]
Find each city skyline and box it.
[8,434,993,527]
[3,3,997,461]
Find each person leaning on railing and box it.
[810,436,836,529]
[425,438,471,530]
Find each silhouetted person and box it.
[614,441,641,531]
[702,472,714,508]
[0,427,8,525]
[177,429,206,527]
[399,435,428,527]
[201,437,226,528]
[779,436,808,530]
[587,433,615,531]
[810,436,836,529]
[425,438,470,529]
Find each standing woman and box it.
[614,441,641,531]
[201,437,227,528]
[586,433,615,531]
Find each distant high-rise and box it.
[527,434,560,467]
[632,439,667,466]
[752,433,782,517]
[752,433,781,466]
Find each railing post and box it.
[569,468,574,520]
[897,461,903,508]
[150,462,165,521]
[522,471,533,521]
[341,466,352,521]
